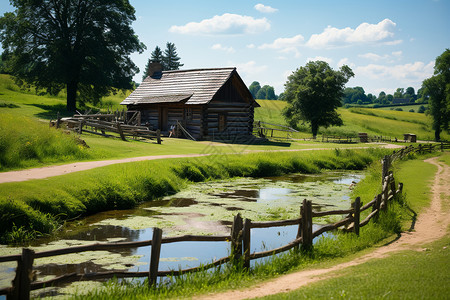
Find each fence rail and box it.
[0,143,447,299]
[51,112,162,144]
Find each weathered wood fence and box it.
[51,112,161,144]
[253,121,298,139]
[0,143,447,299]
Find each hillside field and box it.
[255,99,448,141]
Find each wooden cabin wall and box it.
[206,101,253,137]
[185,106,203,139]
[138,107,159,130]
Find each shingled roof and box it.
[121,67,256,106]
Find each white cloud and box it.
[306,19,398,48]
[337,58,355,68]
[254,3,278,13]
[234,61,268,76]
[306,56,333,64]
[355,61,434,85]
[359,52,386,61]
[246,44,256,49]
[259,34,304,58]
[359,51,403,62]
[211,43,236,53]
[391,51,402,58]
[169,13,270,35]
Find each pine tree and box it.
[163,42,183,70]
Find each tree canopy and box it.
[249,81,261,99]
[0,0,145,112]
[422,48,450,141]
[248,81,277,100]
[282,61,354,137]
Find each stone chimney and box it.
[146,62,163,79]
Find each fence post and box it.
[381,176,389,211]
[56,112,61,129]
[156,129,161,144]
[295,205,302,251]
[373,194,382,221]
[389,171,396,197]
[353,197,361,236]
[231,214,243,263]
[242,218,251,270]
[149,227,163,287]
[301,199,313,251]
[116,122,126,141]
[78,120,84,134]
[381,155,389,184]
[441,142,444,152]
[11,248,35,300]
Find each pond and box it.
[0,171,363,297]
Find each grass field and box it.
[255,100,448,141]
[377,104,425,112]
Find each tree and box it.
[422,49,450,141]
[163,42,183,71]
[256,87,266,100]
[0,0,145,112]
[265,85,276,100]
[282,61,354,138]
[142,46,163,80]
[394,88,404,98]
[249,81,261,99]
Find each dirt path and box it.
[0,143,402,184]
[0,154,212,183]
[200,157,449,300]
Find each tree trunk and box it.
[66,80,78,112]
[311,121,318,139]
[435,128,441,142]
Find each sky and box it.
[1,0,449,97]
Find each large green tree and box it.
[422,49,450,141]
[0,0,145,112]
[282,61,354,138]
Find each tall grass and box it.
[0,148,389,244]
[0,112,91,170]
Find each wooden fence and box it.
[253,121,298,139]
[52,112,161,144]
[0,143,447,299]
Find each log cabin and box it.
[120,63,259,140]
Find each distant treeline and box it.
[342,86,428,106]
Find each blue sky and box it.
[1,0,449,96]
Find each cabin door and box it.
[159,107,168,131]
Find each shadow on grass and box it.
[210,136,291,147]
[28,103,72,120]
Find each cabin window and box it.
[218,113,227,132]
[185,108,193,121]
